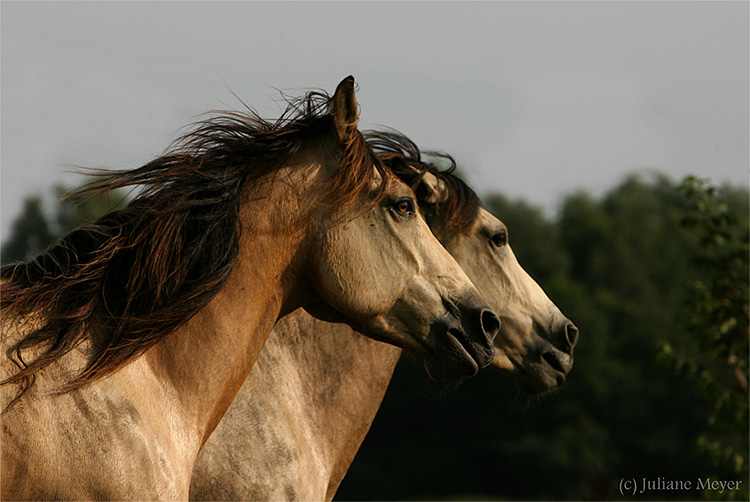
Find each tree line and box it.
[2,172,747,501]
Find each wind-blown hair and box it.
[1,89,387,397]
[365,129,481,237]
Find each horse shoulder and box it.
[1,336,192,500]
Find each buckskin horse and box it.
[190,130,578,501]
[0,78,500,500]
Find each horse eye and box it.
[491,230,507,248]
[392,198,415,216]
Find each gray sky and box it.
[2,1,748,242]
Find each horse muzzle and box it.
[422,295,500,380]
[513,321,578,394]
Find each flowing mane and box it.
[1,89,387,395]
[365,129,481,236]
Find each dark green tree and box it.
[1,184,127,265]
[658,176,749,500]
[1,196,55,264]
[338,172,748,501]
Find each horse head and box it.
[292,77,501,380]
[370,130,577,393]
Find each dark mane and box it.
[365,129,481,237]
[1,89,386,395]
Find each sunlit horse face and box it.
[422,176,578,394]
[302,78,499,380]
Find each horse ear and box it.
[415,172,445,205]
[332,76,359,144]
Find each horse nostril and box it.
[566,323,579,348]
[480,310,501,340]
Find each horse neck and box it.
[143,168,312,456]
[190,310,402,501]
[288,318,402,499]
[258,312,402,499]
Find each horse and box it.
[0,77,501,500]
[189,130,579,501]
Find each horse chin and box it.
[494,329,574,394]
[421,327,487,381]
[492,349,568,395]
[423,352,479,381]
[514,362,567,395]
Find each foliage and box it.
[338,173,748,501]
[657,176,749,500]
[1,196,55,265]
[1,184,127,265]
